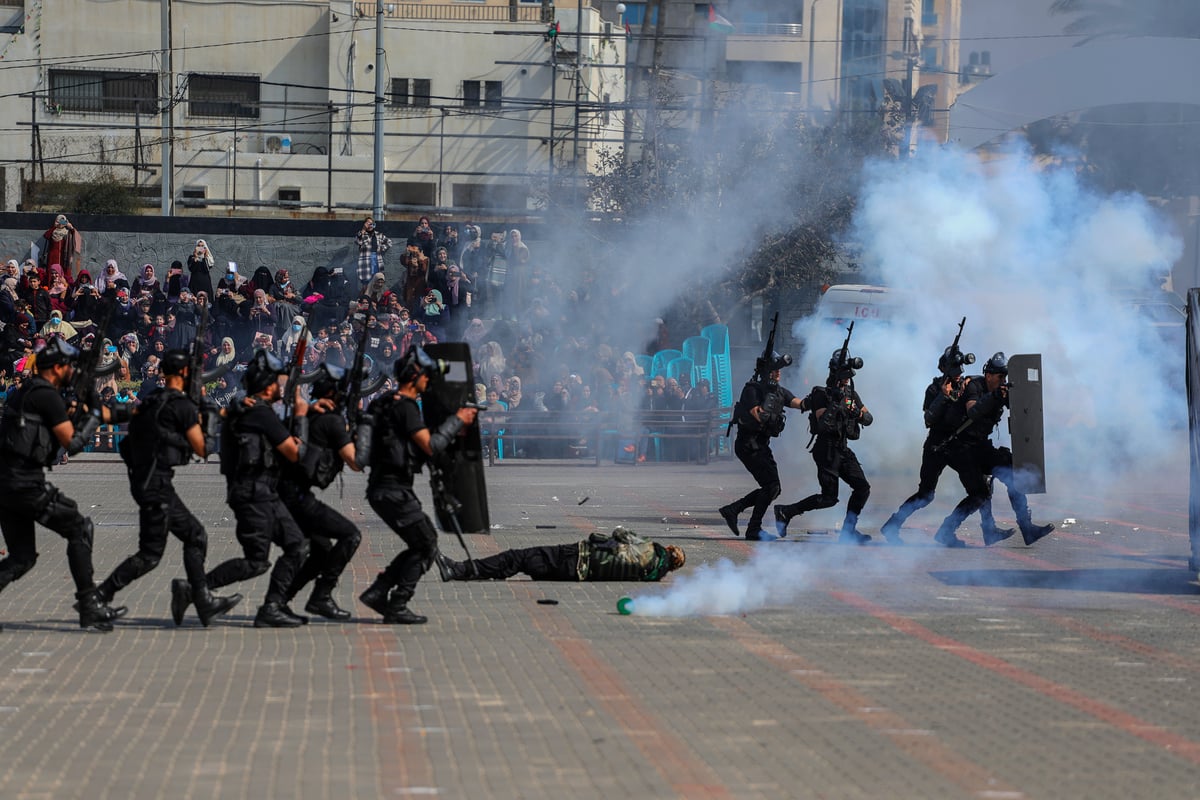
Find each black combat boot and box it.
[773,505,796,538]
[279,605,309,625]
[1019,519,1055,547]
[170,579,192,626]
[718,504,742,537]
[359,574,393,617]
[254,602,304,628]
[305,578,352,621]
[837,513,871,545]
[434,552,466,582]
[77,588,124,632]
[193,585,241,627]
[879,513,905,545]
[73,581,128,621]
[383,597,428,625]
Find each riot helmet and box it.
[242,349,285,394]
[937,346,975,378]
[982,351,1008,376]
[310,363,350,400]
[161,349,190,377]
[828,347,864,381]
[36,336,80,369]
[756,350,793,375]
[394,345,447,385]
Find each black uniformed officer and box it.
[356,345,478,624]
[932,352,1055,548]
[718,352,803,540]
[201,349,312,628]
[878,347,1014,546]
[0,338,127,630]
[773,348,874,545]
[99,348,241,626]
[276,363,363,621]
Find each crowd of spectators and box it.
[0,215,725,461]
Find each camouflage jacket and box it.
[576,527,671,582]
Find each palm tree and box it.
[1050,0,1200,42]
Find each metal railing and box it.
[352,2,554,22]
[733,23,803,37]
[480,406,734,466]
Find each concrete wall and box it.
[0,212,542,290]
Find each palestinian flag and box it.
[707,5,734,33]
[624,21,633,42]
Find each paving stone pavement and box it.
[0,450,1198,799]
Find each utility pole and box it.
[372,1,388,219]
[160,0,173,216]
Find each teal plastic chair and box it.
[635,354,653,376]
[666,356,695,385]
[651,349,682,378]
[682,336,711,383]
[700,324,729,358]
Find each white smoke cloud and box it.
[792,142,1183,492]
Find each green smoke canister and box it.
[616,596,634,615]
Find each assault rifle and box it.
[939,317,975,377]
[282,321,309,432]
[342,314,373,425]
[66,297,118,420]
[827,321,858,389]
[752,312,787,383]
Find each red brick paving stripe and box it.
[831,590,1200,767]
[526,607,732,799]
[710,615,1019,797]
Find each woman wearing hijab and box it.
[249,265,275,295]
[214,336,238,368]
[277,314,310,360]
[165,260,188,304]
[187,239,216,300]
[131,263,160,297]
[46,264,72,315]
[39,309,79,340]
[70,270,100,322]
[39,213,81,280]
[95,259,129,296]
[118,333,145,375]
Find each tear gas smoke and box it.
[792,142,1183,494]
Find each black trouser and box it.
[367,482,438,605]
[940,442,1031,535]
[886,436,950,526]
[207,479,308,605]
[0,478,96,594]
[731,434,781,532]
[468,543,579,581]
[278,481,362,601]
[104,467,208,595]
[780,437,870,517]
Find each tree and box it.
[586,88,885,332]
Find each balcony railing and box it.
[733,22,803,37]
[352,2,554,22]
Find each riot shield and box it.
[423,342,490,533]
[1006,353,1046,494]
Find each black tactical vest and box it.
[0,377,58,468]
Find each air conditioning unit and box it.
[263,133,292,154]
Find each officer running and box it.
[0,338,128,630]
[196,349,313,628]
[356,345,478,624]
[931,352,1055,548]
[276,363,363,621]
[98,348,241,626]
[878,343,1014,546]
[773,343,874,545]
[719,319,803,540]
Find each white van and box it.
[814,284,910,325]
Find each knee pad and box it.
[79,517,94,548]
[412,518,440,567]
[343,529,363,552]
[246,559,271,578]
[129,553,162,575]
[763,483,781,503]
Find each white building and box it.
[0,0,627,216]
